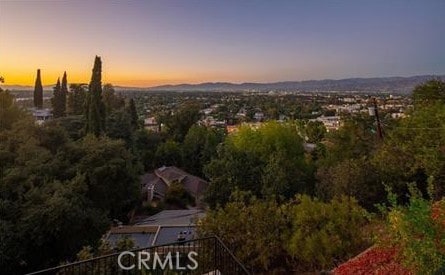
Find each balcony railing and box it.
[27,236,250,275]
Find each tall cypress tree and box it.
[85,56,106,136]
[33,69,43,109]
[60,71,68,116]
[127,98,139,130]
[51,78,62,117]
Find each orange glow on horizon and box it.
[2,68,251,88]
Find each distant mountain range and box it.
[4,75,445,94]
[146,75,445,94]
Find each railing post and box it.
[214,236,218,273]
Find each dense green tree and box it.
[164,181,195,208]
[0,89,27,131]
[286,195,369,270]
[16,175,109,272]
[126,98,139,130]
[67,83,87,115]
[305,120,326,143]
[155,140,182,167]
[262,151,312,200]
[412,79,445,106]
[321,114,377,164]
[182,125,224,177]
[162,103,201,142]
[379,183,445,274]
[84,56,106,136]
[204,122,312,208]
[316,158,384,211]
[47,115,84,140]
[199,193,369,273]
[0,103,142,272]
[105,110,133,146]
[76,135,141,219]
[102,83,125,114]
[33,69,43,109]
[373,101,445,200]
[51,78,64,118]
[314,114,384,209]
[60,71,68,115]
[133,129,163,170]
[198,192,292,272]
[204,145,263,208]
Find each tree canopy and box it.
[84,56,106,136]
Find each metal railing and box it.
[27,236,250,275]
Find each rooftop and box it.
[135,209,206,226]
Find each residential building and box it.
[141,166,208,204]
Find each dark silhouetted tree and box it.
[34,69,43,109]
[67,83,87,115]
[84,56,106,136]
[102,83,125,113]
[127,98,139,130]
[412,79,445,106]
[60,71,68,116]
[51,78,63,118]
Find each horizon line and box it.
[2,73,445,90]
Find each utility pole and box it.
[371,97,384,140]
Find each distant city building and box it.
[31,108,52,125]
[312,116,341,132]
[144,116,160,132]
[199,116,226,128]
[254,112,265,121]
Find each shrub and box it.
[164,181,195,208]
[381,183,445,274]
[286,195,370,270]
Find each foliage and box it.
[316,158,384,211]
[105,110,134,146]
[76,135,141,219]
[60,72,68,115]
[380,183,445,274]
[287,195,370,270]
[333,247,412,275]
[102,83,125,114]
[84,56,106,136]
[47,115,85,140]
[127,98,139,130]
[182,125,224,177]
[198,192,292,272]
[133,129,163,170]
[162,103,201,142]
[115,235,136,251]
[33,69,43,108]
[412,79,445,106]
[0,112,141,272]
[315,114,384,209]
[199,193,370,273]
[204,122,313,208]
[372,101,445,200]
[0,89,28,131]
[67,83,87,115]
[164,181,195,208]
[51,78,64,118]
[155,140,182,167]
[305,120,326,143]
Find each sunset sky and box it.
[1,0,444,87]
